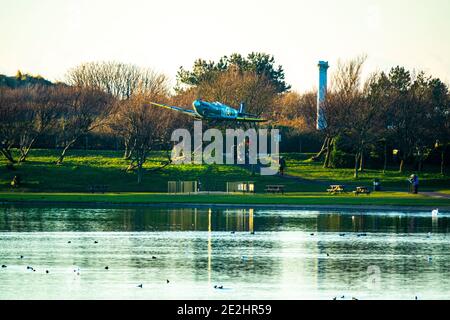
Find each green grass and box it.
[1,191,449,207]
[282,153,449,191]
[0,149,304,192]
[0,149,448,198]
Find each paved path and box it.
[422,192,450,199]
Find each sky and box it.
[1,0,449,92]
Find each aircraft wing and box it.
[236,116,268,123]
[149,102,198,117]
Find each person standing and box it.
[412,174,419,194]
[279,157,286,176]
[409,174,419,194]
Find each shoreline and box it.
[1,200,448,212]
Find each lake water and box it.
[0,205,449,300]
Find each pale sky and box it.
[1,0,449,92]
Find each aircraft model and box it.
[149,99,267,122]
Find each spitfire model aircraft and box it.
[149,99,267,123]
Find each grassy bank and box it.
[1,149,304,192]
[1,191,449,207]
[283,153,449,190]
[1,149,448,194]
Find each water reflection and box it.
[0,205,449,299]
[1,205,449,233]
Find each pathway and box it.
[422,192,450,199]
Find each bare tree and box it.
[117,92,172,183]
[0,87,21,163]
[347,74,385,178]
[55,86,112,164]
[196,67,277,118]
[67,61,169,159]
[312,55,367,168]
[16,86,61,162]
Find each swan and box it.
[432,209,439,217]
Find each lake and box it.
[0,205,449,300]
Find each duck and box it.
[94,241,98,244]
[105,266,109,270]
[166,279,170,284]
[20,255,24,259]
[1,264,6,268]
[137,284,143,288]
[152,256,157,260]
[46,270,49,274]
[67,241,71,244]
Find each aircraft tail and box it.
[239,102,246,114]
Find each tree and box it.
[116,92,172,183]
[67,61,168,159]
[194,66,277,117]
[177,52,290,93]
[313,55,367,169]
[347,74,385,177]
[0,87,21,163]
[16,86,61,162]
[274,91,317,131]
[382,67,426,172]
[55,86,112,164]
[427,78,450,175]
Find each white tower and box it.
[317,61,329,130]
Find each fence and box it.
[226,181,255,194]
[167,181,198,194]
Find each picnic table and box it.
[327,185,346,194]
[353,186,371,196]
[88,185,109,193]
[265,185,285,194]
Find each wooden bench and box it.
[265,185,285,194]
[88,185,109,193]
[327,185,346,194]
[353,186,371,196]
